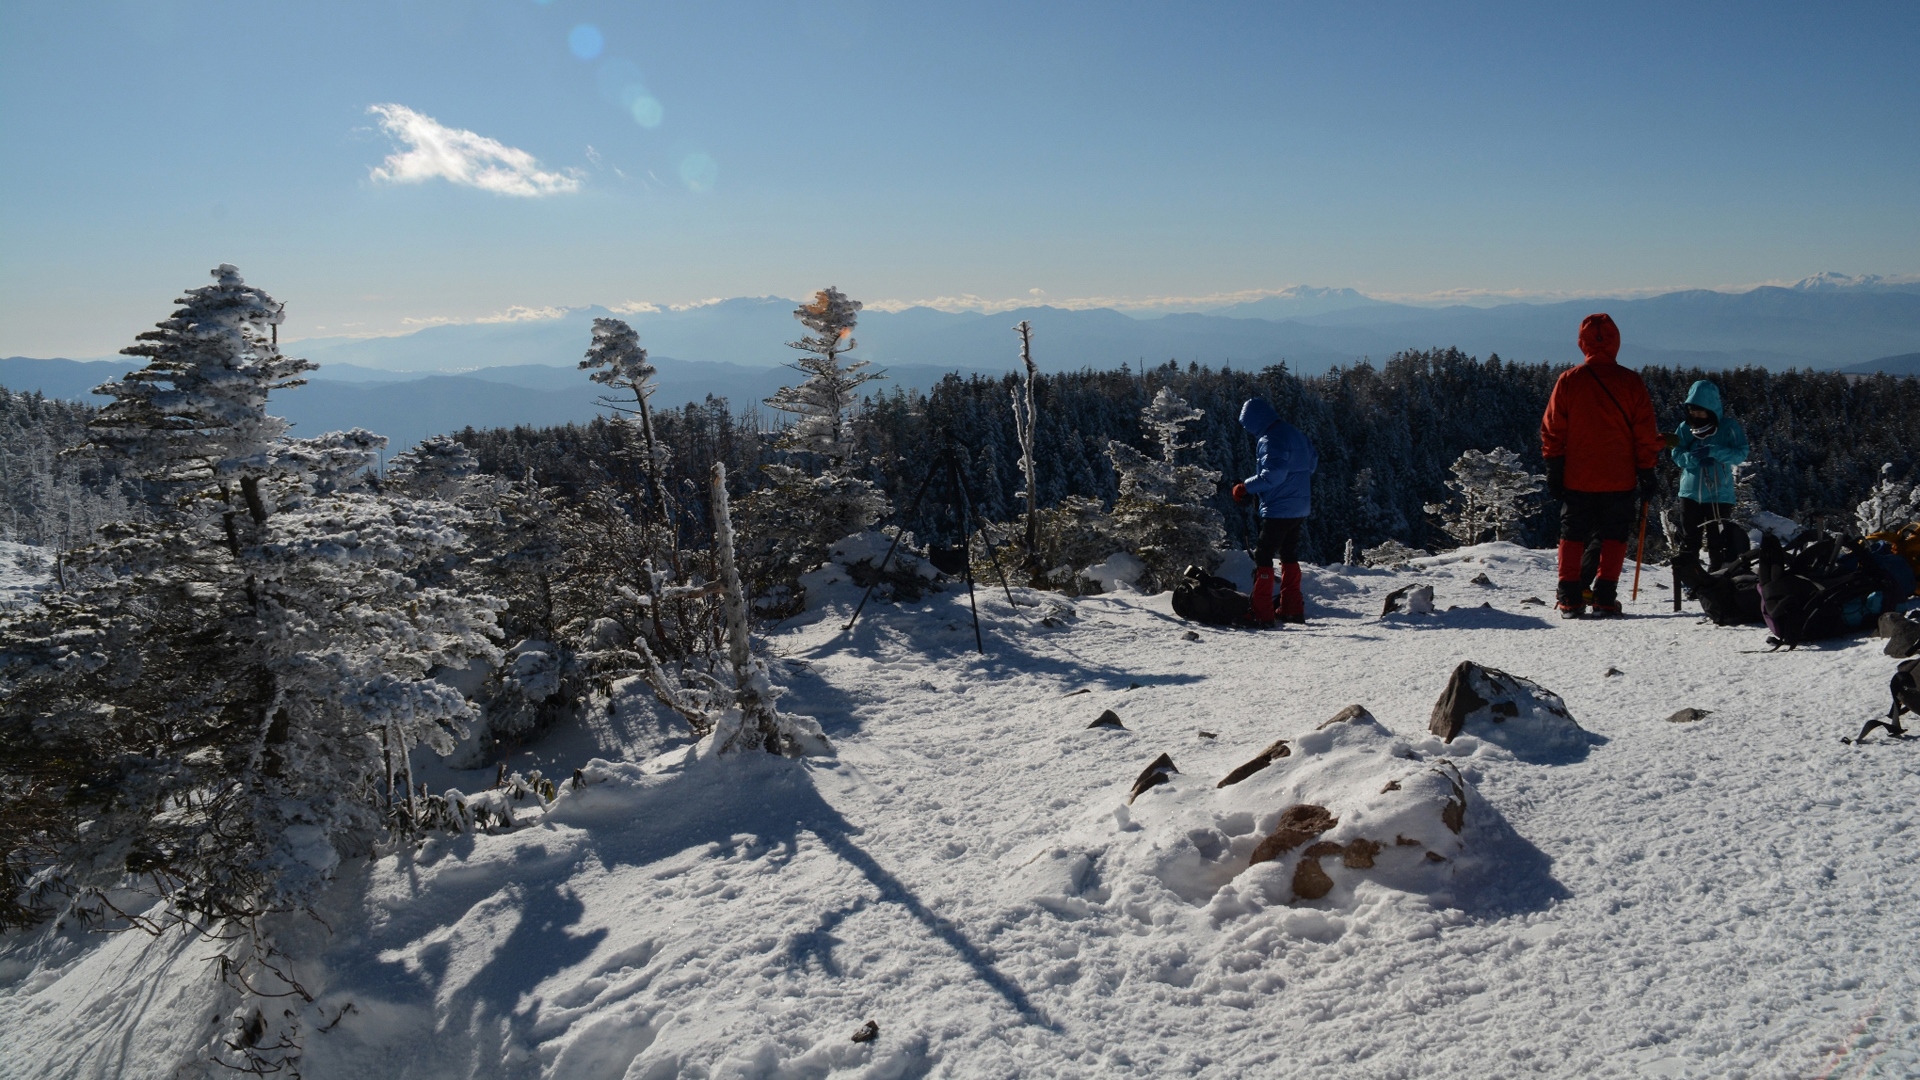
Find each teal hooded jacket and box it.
[1669,380,1749,504]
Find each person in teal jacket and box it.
[1667,379,1750,571]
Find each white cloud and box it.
[397,304,574,329]
[367,104,582,198]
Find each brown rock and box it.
[1216,737,1291,788]
[851,1020,878,1043]
[1316,704,1375,730]
[1249,804,1338,864]
[1379,779,1401,793]
[1088,709,1124,729]
[1667,707,1711,723]
[1395,835,1421,847]
[1439,765,1467,834]
[1293,857,1335,900]
[1428,661,1489,741]
[1425,851,1447,863]
[1127,753,1177,804]
[1342,838,1382,869]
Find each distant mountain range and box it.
[5,274,1914,454]
[0,355,995,459]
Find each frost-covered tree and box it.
[763,288,884,468]
[1104,389,1224,591]
[579,317,673,523]
[744,289,891,608]
[1856,462,1920,536]
[1010,320,1041,576]
[0,267,500,972]
[1423,447,1544,547]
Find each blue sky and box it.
[2,0,1916,356]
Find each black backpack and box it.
[1758,532,1899,647]
[1675,548,1764,626]
[1171,565,1250,626]
[1852,656,1920,743]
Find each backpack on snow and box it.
[1757,531,1903,647]
[1171,565,1250,626]
[1852,656,1920,743]
[1864,522,1920,596]
[1674,548,1764,626]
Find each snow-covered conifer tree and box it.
[744,289,891,608]
[1423,447,1544,547]
[1103,389,1224,591]
[0,267,500,969]
[579,317,673,521]
[1856,462,1920,536]
[763,288,883,468]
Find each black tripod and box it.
[845,444,1019,654]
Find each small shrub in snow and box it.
[1361,539,1428,568]
[1423,447,1544,548]
[1104,389,1226,592]
[1857,462,1920,536]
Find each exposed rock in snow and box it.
[1382,582,1435,615]
[1427,661,1593,763]
[1668,707,1712,723]
[1127,753,1177,803]
[1216,736,1291,788]
[1088,708,1125,730]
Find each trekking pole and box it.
[1630,498,1650,601]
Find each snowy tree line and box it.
[451,350,1920,566]
[0,387,137,551]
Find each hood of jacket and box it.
[1684,379,1724,419]
[1579,313,1621,365]
[1239,397,1280,436]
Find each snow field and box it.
[3,542,1917,1078]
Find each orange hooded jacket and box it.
[1539,313,1663,493]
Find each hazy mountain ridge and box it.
[6,274,1914,453]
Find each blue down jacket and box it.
[1239,397,1317,519]
[1670,380,1749,504]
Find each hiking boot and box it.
[1555,580,1586,619]
[1278,562,1306,623]
[1589,580,1623,616]
[1248,566,1276,625]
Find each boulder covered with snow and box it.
[1080,551,1147,593]
[1029,705,1516,919]
[1427,661,1593,763]
[797,529,940,608]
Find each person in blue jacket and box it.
[1666,379,1750,572]
[1231,397,1318,624]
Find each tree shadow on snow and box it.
[561,756,1059,1031]
[779,593,1203,739]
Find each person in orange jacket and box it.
[1539,313,1665,617]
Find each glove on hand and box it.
[1662,431,1682,450]
[1544,457,1566,500]
[1231,482,1252,506]
[1638,468,1662,499]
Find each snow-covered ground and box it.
[4,543,1918,1079]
